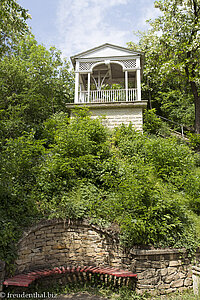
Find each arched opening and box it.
[92,62,124,90]
[79,62,137,103]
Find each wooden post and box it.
[137,69,141,101]
[87,72,91,102]
[125,71,128,101]
[98,71,101,90]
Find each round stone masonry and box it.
[14,219,195,295]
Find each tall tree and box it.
[0,0,30,56]
[0,36,74,140]
[154,0,200,132]
[129,0,200,132]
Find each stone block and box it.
[157,283,171,290]
[170,278,184,288]
[136,261,152,268]
[147,276,160,285]
[136,284,154,289]
[46,233,55,238]
[16,259,30,265]
[164,273,179,284]
[167,267,178,275]
[164,288,176,294]
[46,240,55,246]
[184,277,192,287]
[36,230,45,235]
[52,243,67,250]
[17,265,26,273]
[35,238,44,244]
[138,269,156,279]
[151,261,166,268]
[179,271,187,279]
[160,268,168,277]
[21,249,32,255]
[42,246,52,252]
[97,252,106,256]
[169,260,182,267]
[52,228,64,233]
[32,248,41,253]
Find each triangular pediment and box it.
[71,43,142,65]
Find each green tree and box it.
[0,36,74,141]
[128,0,200,132]
[153,0,200,132]
[0,132,45,263]
[0,0,30,56]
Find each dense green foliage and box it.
[2,110,199,264]
[0,133,46,263]
[0,1,75,264]
[0,0,30,56]
[0,36,74,143]
[128,0,200,133]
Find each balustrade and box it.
[78,88,137,103]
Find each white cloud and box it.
[137,0,161,28]
[56,0,161,60]
[56,0,131,59]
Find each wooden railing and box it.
[78,88,137,103]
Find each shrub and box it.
[0,132,45,263]
[34,119,199,251]
[1,112,200,264]
[187,132,200,151]
[143,108,162,134]
[114,125,195,187]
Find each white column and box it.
[74,61,79,103]
[137,69,141,101]
[125,71,128,101]
[87,72,91,102]
[98,71,100,89]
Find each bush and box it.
[187,132,200,151]
[143,108,162,134]
[34,118,199,251]
[32,111,111,216]
[1,112,200,264]
[0,132,45,263]
[114,125,195,187]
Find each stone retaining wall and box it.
[90,106,143,131]
[16,219,123,274]
[66,101,147,131]
[129,249,192,295]
[14,219,194,295]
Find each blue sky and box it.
[17,0,160,60]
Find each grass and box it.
[5,280,198,299]
[62,285,198,300]
[28,282,198,300]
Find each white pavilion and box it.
[67,43,147,130]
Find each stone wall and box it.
[129,249,192,295]
[14,219,194,295]
[16,219,124,274]
[89,105,143,131]
[66,101,147,131]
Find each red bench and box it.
[3,266,137,287]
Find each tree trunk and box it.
[191,81,200,134]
